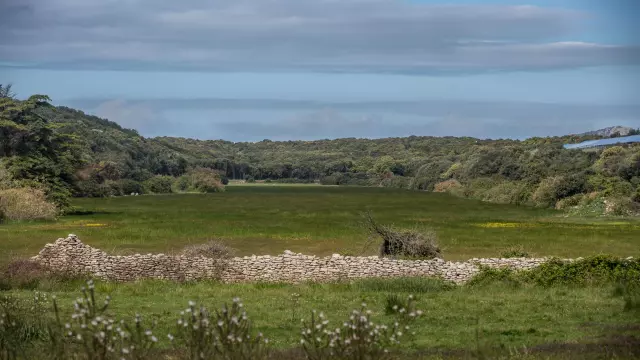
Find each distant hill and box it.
[3,95,639,215]
[578,126,634,138]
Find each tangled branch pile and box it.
[362,212,441,259]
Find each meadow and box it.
[1,186,639,265]
[2,186,640,359]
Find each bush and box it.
[143,175,174,194]
[500,245,530,258]
[182,240,236,259]
[523,255,640,287]
[481,181,531,205]
[175,168,226,193]
[117,179,144,195]
[380,176,411,189]
[555,193,584,210]
[0,187,58,221]
[74,179,111,197]
[604,197,639,216]
[0,259,50,290]
[466,267,522,288]
[468,256,640,288]
[320,175,338,185]
[433,179,462,193]
[363,212,441,259]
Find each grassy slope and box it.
[2,186,639,265]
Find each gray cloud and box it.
[73,98,639,141]
[1,0,638,73]
[93,99,176,137]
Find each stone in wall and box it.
[32,235,557,284]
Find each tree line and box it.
[1,86,639,218]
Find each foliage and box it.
[363,212,441,259]
[173,168,225,193]
[0,94,84,208]
[433,179,462,193]
[500,246,530,258]
[468,255,640,288]
[0,187,58,221]
[143,175,174,194]
[2,91,638,214]
[181,240,235,259]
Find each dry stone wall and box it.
[33,235,554,284]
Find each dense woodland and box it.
[1,85,639,218]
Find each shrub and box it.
[0,259,49,290]
[363,212,441,259]
[143,175,174,194]
[380,176,411,189]
[176,167,226,193]
[320,175,338,186]
[466,267,523,288]
[555,193,584,210]
[433,179,462,193]
[182,240,236,259]
[480,181,530,205]
[468,256,640,288]
[531,176,564,207]
[522,255,640,287]
[500,245,530,258]
[74,179,111,197]
[117,179,144,195]
[0,187,58,221]
[604,197,639,216]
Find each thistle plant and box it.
[49,279,158,360]
[171,298,269,360]
[289,293,301,323]
[300,295,422,360]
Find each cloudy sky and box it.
[1,0,639,141]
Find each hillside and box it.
[1,94,639,216]
[579,126,634,138]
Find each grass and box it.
[2,186,640,358]
[4,277,639,357]
[1,186,639,265]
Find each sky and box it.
[0,0,639,141]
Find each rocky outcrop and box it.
[33,235,552,284]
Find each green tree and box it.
[0,94,84,207]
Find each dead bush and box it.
[182,240,236,259]
[179,240,236,281]
[0,187,58,221]
[0,259,50,290]
[362,212,441,259]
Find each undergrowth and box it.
[468,255,640,288]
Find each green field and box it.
[1,186,639,265]
[2,186,640,358]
